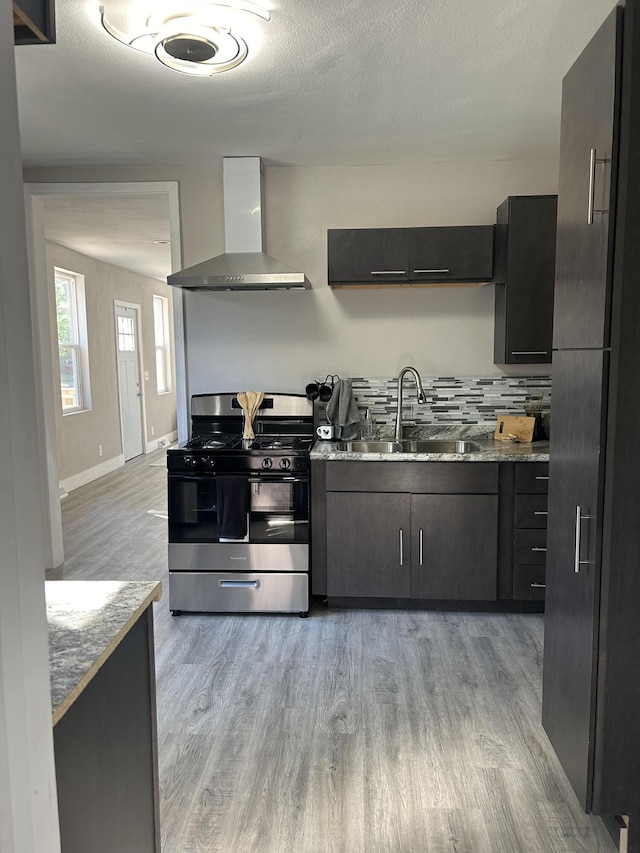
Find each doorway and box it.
[24,181,185,568]
[115,301,145,461]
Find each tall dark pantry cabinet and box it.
[542,1,640,847]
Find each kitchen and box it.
[3,0,638,851]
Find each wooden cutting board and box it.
[494,415,536,442]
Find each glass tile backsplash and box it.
[319,375,551,429]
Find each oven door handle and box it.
[247,476,307,484]
[170,474,307,483]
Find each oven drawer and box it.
[169,571,309,614]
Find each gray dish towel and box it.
[325,379,360,440]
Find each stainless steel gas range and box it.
[167,393,313,616]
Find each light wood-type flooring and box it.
[51,448,618,853]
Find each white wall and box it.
[187,158,558,392]
[46,243,177,487]
[0,0,61,847]
[24,157,557,398]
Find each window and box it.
[54,268,90,413]
[117,314,136,351]
[153,295,171,394]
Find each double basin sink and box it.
[338,439,484,454]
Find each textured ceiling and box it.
[15,0,616,169]
[42,194,172,281]
[21,0,616,280]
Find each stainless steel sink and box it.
[337,439,484,454]
[401,439,484,453]
[338,440,403,453]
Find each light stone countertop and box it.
[310,425,550,463]
[46,580,162,725]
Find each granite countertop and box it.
[310,425,550,463]
[46,580,162,725]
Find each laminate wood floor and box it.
[53,449,618,853]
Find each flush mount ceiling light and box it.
[99,1,270,76]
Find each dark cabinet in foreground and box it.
[543,3,640,848]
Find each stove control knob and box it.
[184,456,198,469]
[279,457,291,470]
[202,456,216,469]
[262,457,273,470]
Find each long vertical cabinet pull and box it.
[587,147,608,224]
[574,505,593,573]
[399,529,404,566]
[419,529,424,566]
[588,148,598,224]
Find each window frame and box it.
[152,294,172,395]
[54,267,91,415]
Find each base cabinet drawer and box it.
[515,493,548,528]
[514,529,548,564]
[515,463,550,493]
[514,565,546,600]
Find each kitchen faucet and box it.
[394,366,427,441]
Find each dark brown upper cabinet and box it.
[327,228,410,286]
[493,195,558,365]
[14,0,56,44]
[409,225,494,284]
[328,225,494,288]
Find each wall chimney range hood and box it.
[168,157,309,291]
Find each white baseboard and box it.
[146,430,178,453]
[60,454,125,495]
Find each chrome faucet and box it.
[394,366,426,441]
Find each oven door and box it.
[168,473,309,545]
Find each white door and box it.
[115,304,144,461]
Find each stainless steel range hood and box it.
[168,157,309,291]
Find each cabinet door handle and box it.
[574,505,593,573]
[587,148,608,224]
[534,511,548,516]
[510,351,549,356]
[530,582,546,589]
[413,268,450,274]
[535,476,549,481]
[371,270,407,275]
[588,148,597,224]
[419,528,424,566]
[399,529,404,566]
[531,547,547,552]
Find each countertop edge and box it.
[310,442,550,463]
[51,582,162,726]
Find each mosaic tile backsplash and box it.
[319,375,551,432]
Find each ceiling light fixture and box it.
[99,1,270,76]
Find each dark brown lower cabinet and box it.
[326,492,410,597]
[325,471,498,601]
[410,494,497,600]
